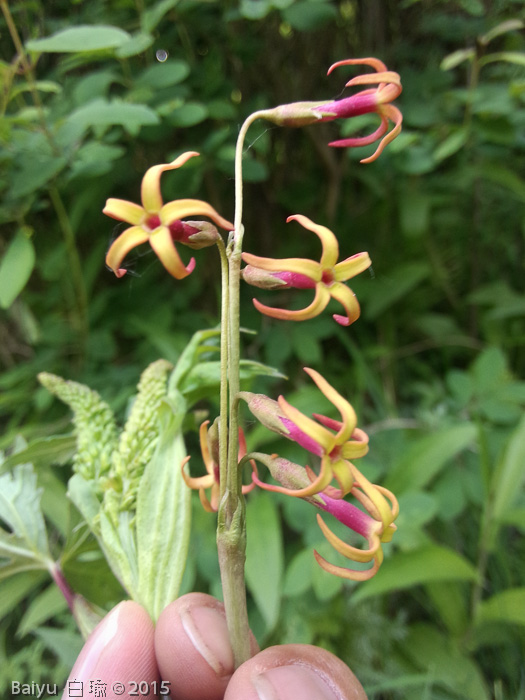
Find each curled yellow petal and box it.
[105,226,149,275]
[103,198,145,224]
[141,151,200,212]
[149,227,195,279]
[334,252,371,282]
[242,252,321,280]
[303,367,357,443]
[313,549,382,581]
[160,199,233,231]
[253,283,331,322]
[287,214,339,269]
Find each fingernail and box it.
[66,604,121,685]
[180,605,234,677]
[253,664,340,700]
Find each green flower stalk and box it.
[37,372,117,485]
[104,359,173,518]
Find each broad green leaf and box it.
[0,464,51,578]
[458,0,484,16]
[402,623,489,700]
[476,588,525,627]
[135,60,190,89]
[0,229,36,309]
[0,571,47,621]
[34,627,83,669]
[141,0,180,33]
[70,142,126,179]
[17,584,68,637]
[283,2,338,31]
[26,25,131,53]
[240,0,272,20]
[1,435,76,473]
[393,492,439,548]
[168,102,208,127]
[8,80,61,102]
[491,415,525,530]
[115,32,155,59]
[283,549,313,597]
[38,467,70,540]
[364,263,430,320]
[434,127,468,162]
[66,98,159,137]
[245,492,284,631]
[135,402,191,620]
[384,423,477,494]
[352,546,478,602]
[180,359,285,405]
[425,581,469,636]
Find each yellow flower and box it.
[242,214,371,326]
[104,152,233,279]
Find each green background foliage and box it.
[1,0,524,698]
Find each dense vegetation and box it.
[1,1,524,698]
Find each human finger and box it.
[155,593,259,700]
[224,643,368,700]
[61,601,158,699]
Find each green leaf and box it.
[240,0,272,20]
[476,588,525,627]
[34,627,83,669]
[491,415,525,531]
[8,80,62,102]
[0,464,51,579]
[245,492,283,631]
[25,25,131,53]
[399,191,430,238]
[141,0,180,33]
[0,229,36,309]
[283,549,313,597]
[135,60,190,90]
[66,98,159,137]
[17,584,68,637]
[402,623,490,700]
[481,20,524,45]
[0,571,47,621]
[352,546,478,603]
[135,401,191,620]
[384,423,477,494]
[364,262,430,320]
[393,492,439,548]
[480,51,525,68]
[168,102,208,127]
[180,359,284,406]
[433,127,469,162]
[1,435,76,473]
[440,48,476,71]
[283,2,338,31]
[115,32,155,59]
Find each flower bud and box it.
[169,220,221,249]
[242,265,288,290]
[238,392,289,438]
[257,102,325,127]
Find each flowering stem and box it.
[217,236,229,492]
[216,111,265,668]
